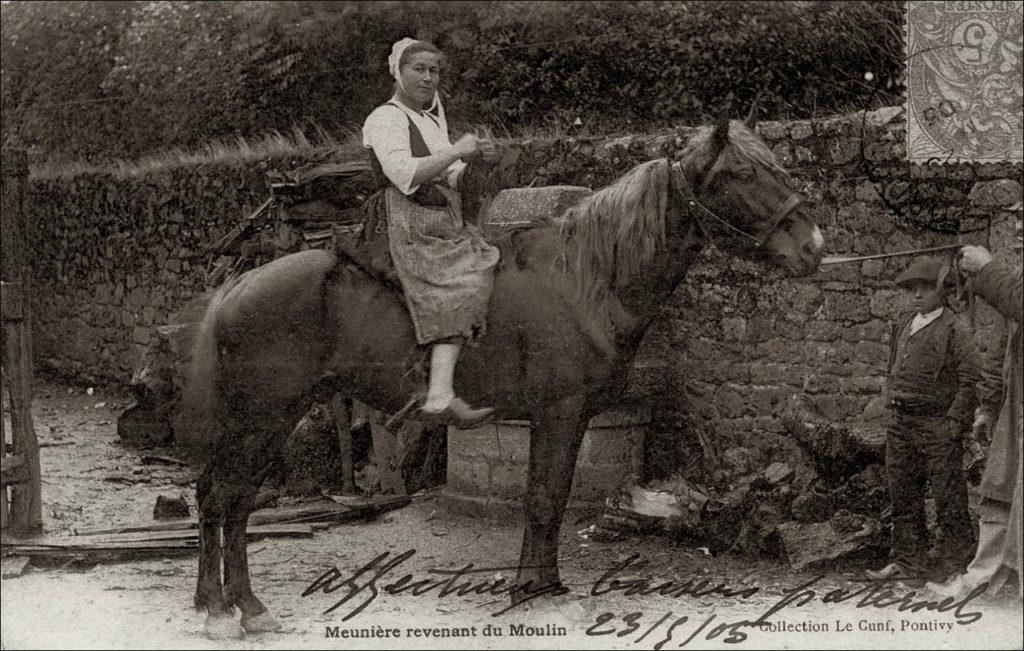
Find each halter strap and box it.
[669,162,801,247]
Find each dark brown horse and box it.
[181,115,824,637]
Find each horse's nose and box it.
[794,224,823,273]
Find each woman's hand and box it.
[452,134,482,161]
[477,127,498,163]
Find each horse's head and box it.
[672,108,824,276]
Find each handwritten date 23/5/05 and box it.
[586,611,749,649]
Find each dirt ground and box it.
[2,378,1021,650]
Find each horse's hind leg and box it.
[220,411,300,633]
[195,468,244,639]
[224,492,281,633]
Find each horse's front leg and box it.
[516,398,588,596]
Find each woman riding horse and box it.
[183,97,824,638]
[362,38,501,429]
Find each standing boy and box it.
[867,257,981,584]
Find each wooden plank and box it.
[369,412,406,495]
[75,518,196,537]
[332,394,356,493]
[1,370,7,531]
[73,496,411,536]
[139,454,189,467]
[1,280,22,320]
[87,523,313,543]
[0,540,198,562]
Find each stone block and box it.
[749,362,805,386]
[969,180,1023,208]
[824,291,872,323]
[790,121,814,140]
[829,137,860,164]
[484,185,592,225]
[771,143,794,167]
[841,319,889,343]
[445,456,491,497]
[489,462,528,502]
[131,325,152,346]
[813,394,870,421]
[571,464,629,502]
[583,427,644,465]
[861,259,885,278]
[803,374,841,394]
[869,289,902,319]
[721,316,747,342]
[756,122,787,140]
[794,147,814,164]
[855,181,883,202]
[861,396,890,420]
[806,320,843,342]
[714,384,747,419]
[841,376,885,394]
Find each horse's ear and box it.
[745,93,761,130]
[711,116,730,154]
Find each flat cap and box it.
[895,257,953,287]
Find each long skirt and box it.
[385,186,500,345]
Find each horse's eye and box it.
[736,168,756,181]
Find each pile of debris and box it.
[602,418,890,571]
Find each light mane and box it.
[681,120,791,181]
[553,120,787,304]
[554,158,671,301]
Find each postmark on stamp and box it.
[905,0,1023,163]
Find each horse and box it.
[180,111,825,637]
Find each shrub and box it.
[1,0,903,164]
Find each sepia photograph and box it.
[1,1,1021,648]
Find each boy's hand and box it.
[972,407,994,440]
[959,245,993,273]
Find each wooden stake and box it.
[1,149,41,536]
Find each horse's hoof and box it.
[241,611,282,633]
[204,613,244,639]
[517,591,586,622]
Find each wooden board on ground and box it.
[0,539,198,561]
[88,523,314,543]
[72,495,411,536]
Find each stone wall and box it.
[22,107,1024,483]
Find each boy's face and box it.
[903,281,944,315]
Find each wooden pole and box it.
[1,148,42,536]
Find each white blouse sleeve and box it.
[362,106,418,195]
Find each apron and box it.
[385,186,499,345]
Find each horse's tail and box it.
[175,277,239,455]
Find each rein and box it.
[669,162,802,248]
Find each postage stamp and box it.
[905,0,1024,163]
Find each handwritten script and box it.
[301,547,988,644]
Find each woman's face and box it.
[400,51,441,106]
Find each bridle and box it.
[669,161,803,248]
